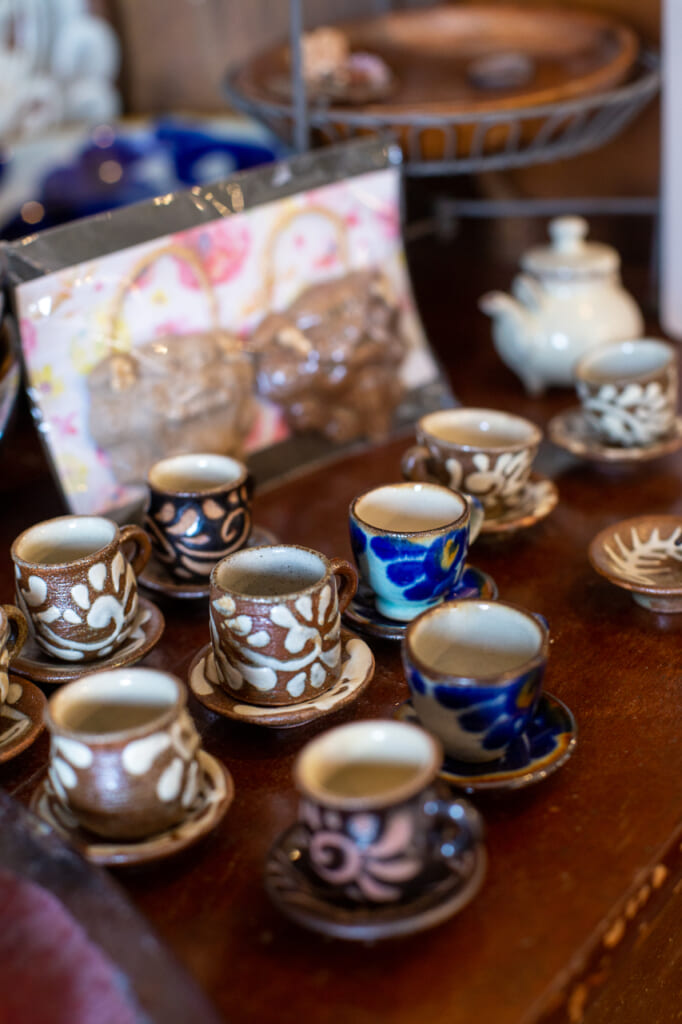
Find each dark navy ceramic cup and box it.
[403,600,548,763]
[146,453,252,582]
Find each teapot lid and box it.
[521,216,619,277]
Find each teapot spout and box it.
[478,291,544,395]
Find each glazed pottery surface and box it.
[11,515,151,663]
[44,667,203,840]
[0,603,27,705]
[401,407,542,518]
[588,515,682,613]
[403,600,548,763]
[575,338,678,447]
[0,677,46,764]
[209,544,357,706]
[479,216,644,395]
[146,453,252,583]
[349,482,479,622]
[291,718,483,905]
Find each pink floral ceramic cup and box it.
[291,719,483,905]
[402,408,542,518]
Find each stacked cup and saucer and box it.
[30,665,234,866]
[188,544,375,728]
[265,718,486,940]
[397,600,577,793]
[344,480,497,642]
[141,452,277,599]
[401,408,558,537]
[9,515,164,686]
[0,602,46,765]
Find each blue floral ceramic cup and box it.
[349,482,482,621]
[402,600,548,763]
[293,719,483,905]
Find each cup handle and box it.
[464,494,484,544]
[401,444,441,484]
[425,796,484,864]
[119,524,152,576]
[328,558,359,616]
[2,605,27,659]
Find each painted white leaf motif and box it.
[318,586,331,621]
[230,616,253,636]
[287,672,306,698]
[88,563,107,592]
[156,757,184,802]
[446,458,463,490]
[213,595,236,616]
[71,584,91,610]
[580,378,675,446]
[25,575,47,606]
[270,605,318,654]
[63,609,82,625]
[54,736,93,768]
[310,662,326,688]
[247,630,270,647]
[603,525,682,587]
[181,759,200,808]
[295,595,313,622]
[111,552,125,592]
[37,606,61,623]
[51,757,78,789]
[203,499,224,520]
[121,732,171,776]
[86,595,124,632]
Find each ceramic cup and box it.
[349,482,482,622]
[575,338,678,447]
[292,718,483,905]
[0,604,27,705]
[11,515,151,662]
[44,667,203,840]
[402,599,549,763]
[401,408,542,518]
[209,544,358,706]
[145,453,252,582]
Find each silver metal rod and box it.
[290,0,309,153]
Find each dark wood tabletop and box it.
[1,211,680,1024]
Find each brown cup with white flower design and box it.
[146,453,252,583]
[44,667,203,840]
[402,408,542,519]
[290,719,483,905]
[11,515,151,663]
[209,544,357,706]
[0,604,28,706]
[575,338,678,447]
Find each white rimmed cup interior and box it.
[354,483,465,534]
[148,453,246,493]
[577,339,675,384]
[14,516,117,566]
[420,408,540,449]
[409,601,544,679]
[48,667,180,737]
[295,719,438,809]
[212,545,327,598]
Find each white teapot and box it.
[479,216,644,395]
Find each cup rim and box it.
[147,452,249,496]
[11,514,120,570]
[417,407,543,454]
[293,718,443,811]
[404,599,549,685]
[45,668,185,744]
[210,543,332,602]
[350,482,468,538]
[575,338,676,387]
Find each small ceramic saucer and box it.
[395,693,577,793]
[342,566,498,642]
[0,676,46,764]
[588,514,682,613]
[265,824,486,941]
[10,598,165,686]
[187,632,374,728]
[30,750,233,867]
[479,474,559,536]
[140,525,278,600]
[548,409,682,463]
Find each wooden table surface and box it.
[2,213,681,1024]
